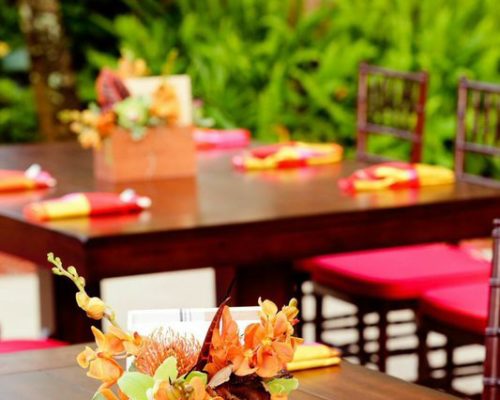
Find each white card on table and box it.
[127,306,260,342]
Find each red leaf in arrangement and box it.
[95,69,130,110]
[192,297,231,372]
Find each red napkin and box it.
[0,164,56,193]
[194,128,251,150]
[24,189,151,221]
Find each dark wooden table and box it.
[1,142,500,342]
[0,345,458,399]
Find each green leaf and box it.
[185,371,208,385]
[265,378,299,395]
[118,372,155,400]
[154,356,178,382]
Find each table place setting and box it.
[0,164,56,192]
[232,142,344,171]
[23,189,151,222]
[338,162,456,193]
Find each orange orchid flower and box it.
[105,325,142,356]
[206,299,302,379]
[88,356,124,389]
[235,299,302,378]
[151,377,222,400]
[91,325,142,358]
[76,346,97,369]
[189,376,223,400]
[76,291,107,320]
[76,326,142,394]
[76,344,123,390]
[152,380,183,400]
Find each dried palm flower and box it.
[134,328,200,377]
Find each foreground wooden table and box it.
[0,345,458,400]
[1,142,500,342]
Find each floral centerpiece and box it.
[48,253,302,400]
[60,54,196,182]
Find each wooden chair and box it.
[483,221,500,400]
[416,222,498,399]
[299,72,495,374]
[455,77,500,188]
[294,63,428,338]
[417,78,500,397]
[356,62,428,163]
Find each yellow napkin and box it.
[287,344,341,371]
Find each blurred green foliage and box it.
[1,0,500,168]
[0,0,37,142]
[0,78,37,142]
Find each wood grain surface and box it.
[0,345,459,400]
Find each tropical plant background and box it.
[1,0,500,167]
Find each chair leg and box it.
[377,309,388,372]
[293,271,309,338]
[355,307,368,365]
[314,293,324,343]
[444,338,455,390]
[417,317,430,385]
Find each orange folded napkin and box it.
[287,344,341,371]
[339,162,455,192]
[0,164,56,193]
[233,142,343,171]
[24,189,151,221]
[194,127,251,150]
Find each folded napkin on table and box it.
[287,343,341,371]
[233,142,343,171]
[194,127,251,150]
[339,162,455,192]
[0,164,56,192]
[24,189,151,221]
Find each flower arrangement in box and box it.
[60,54,196,182]
[48,253,303,400]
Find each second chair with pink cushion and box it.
[416,78,500,397]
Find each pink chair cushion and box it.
[0,339,66,354]
[421,281,488,334]
[306,244,490,300]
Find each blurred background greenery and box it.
[1,0,500,167]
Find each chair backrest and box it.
[455,78,500,188]
[483,219,500,400]
[356,63,429,163]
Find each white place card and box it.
[127,306,260,342]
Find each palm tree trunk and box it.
[17,0,79,141]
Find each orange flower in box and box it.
[60,55,195,182]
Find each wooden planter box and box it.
[93,126,196,182]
